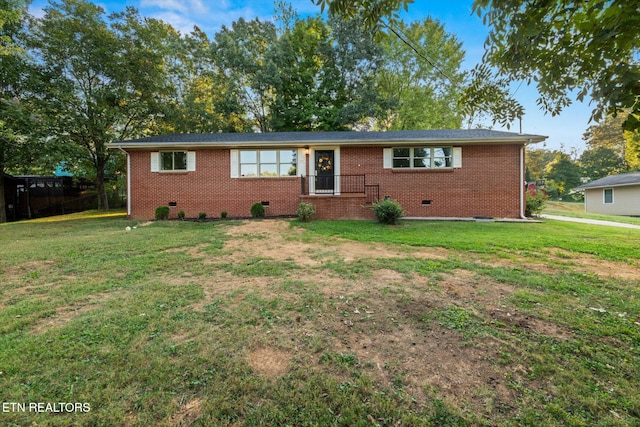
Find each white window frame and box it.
[603,188,614,204]
[151,151,195,172]
[387,146,456,169]
[230,149,300,178]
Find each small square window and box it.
[160,152,187,171]
[604,188,613,204]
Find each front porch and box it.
[299,175,379,220]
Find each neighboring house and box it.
[110,130,546,220]
[577,171,640,216]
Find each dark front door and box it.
[315,150,335,193]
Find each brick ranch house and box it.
[110,129,546,220]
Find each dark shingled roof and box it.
[111,129,546,148]
[577,171,640,189]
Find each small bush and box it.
[198,212,207,220]
[221,211,228,219]
[177,210,185,220]
[372,199,404,225]
[155,206,170,220]
[251,202,265,218]
[525,192,547,217]
[296,202,316,222]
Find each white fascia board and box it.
[109,136,546,151]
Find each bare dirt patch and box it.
[29,292,116,334]
[483,248,638,282]
[222,219,450,267]
[163,244,209,258]
[1,260,56,281]
[549,249,639,281]
[247,347,292,378]
[167,398,203,427]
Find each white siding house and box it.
[577,172,640,216]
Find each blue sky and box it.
[29,0,594,153]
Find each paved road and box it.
[540,214,640,230]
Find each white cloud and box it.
[134,0,326,36]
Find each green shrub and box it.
[296,202,316,222]
[251,203,265,218]
[155,206,170,220]
[372,199,404,225]
[198,212,207,220]
[525,192,547,217]
[177,210,185,220]
[221,211,228,219]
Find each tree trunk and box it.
[0,172,6,223]
[95,160,109,211]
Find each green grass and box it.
[1,211,639,426]
[296,218,640,262]
[543,201,640,226]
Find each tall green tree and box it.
[312,0,524,129]
[313,0,413,31]
[579,147,625,181]
[544,152,582,200]
[376,18,464,130]
[1,0,34,222]
[268,16,386,131]
[325,15,387,129]
[27,0,177,209]
[473,0,640,132]
[525,148,556,183]
[265,17,331,131]
[213,18,278,132]
[159,27,249,134]
[582,112,640,173]
[624,130,640,171]
[583,113,628,156]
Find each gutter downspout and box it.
[116,146,131,217]
[520,143,527,220]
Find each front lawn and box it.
[1,213,638,426]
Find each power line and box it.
[381,20,459,88]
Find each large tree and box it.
[313,0,413,31]
[544,151,583,200]
[158,27,250,134]
[583,113,628,156]
[376,18,464,130]
[625,130,640,171]
[579,147,625,181]
[1,0,34,222]
[316,1,639,132]
[473,0,640,132]
[582,111,640,172]
[27,0,177,210]
[213,18,278,132]
[267,15,386,131]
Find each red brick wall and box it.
[339,145,523,218]
[126,144,523,220]
[300,195,375,220]
[128,149,301,219]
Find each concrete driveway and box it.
[540,214,640,230]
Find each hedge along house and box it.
[110,129,546,220]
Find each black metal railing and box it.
[301,175,365,195]
[365,184,380,204]
[300,175,379,205]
